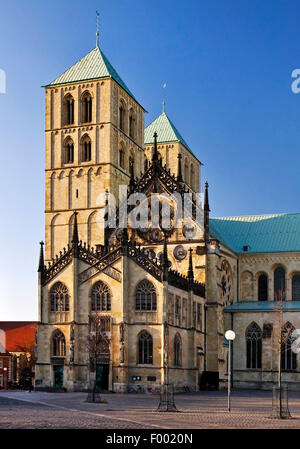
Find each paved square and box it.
[1,389,300,428]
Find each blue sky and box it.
[1,0,300,319]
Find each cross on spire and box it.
[96,11,100,47]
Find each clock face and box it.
[219,260,233,306]
[182,224,196,239]
[173,245,187,261]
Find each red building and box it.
[0,322,37,389]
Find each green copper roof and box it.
[210,213,300,254]
[45,45,137,101]
[144,111,192,153]
[224,301,300,312]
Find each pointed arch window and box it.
[184,160,189,184]
[81,135,91,162]
[91,281,111,312]
[63,94,74,125]
[174,334,182,367]
[50,282,69,312]
[138,331,153,364]
[81,91,92,123]
[292,275,300,300]
[64,138,74,164]
[119,147,125,169]
[281,322,297,370]
[246,322,262,369]
[274,266,286,300]
[135,280,157,311]
[52,329,66,357]
[258,274,268,301]
[119,103,125,131]
[190,164,195,190]
[129,109,135,139]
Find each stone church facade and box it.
[35,38,300,392]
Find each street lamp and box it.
[225,330,235,412]
[3,367,8,390]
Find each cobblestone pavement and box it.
[1,390,300,428]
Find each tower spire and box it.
[96,11,100,47]
[187,247,194,284]
[177,153,183,182]
[204,182,210,246]
[162,100,166,113]
[204,181,210,212]
[72,211,79,257]
[152,132,159,163]
[104,190,109,251]
[38,241,45,273]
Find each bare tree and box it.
[267,289,294,418]
[87,313,110,402]
[15,342,36,390]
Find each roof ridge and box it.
[210,213,298,220]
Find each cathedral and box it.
[35,35,300,392]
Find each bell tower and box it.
[44,40,145,262]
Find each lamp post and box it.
[225,330,235,412]
[3,367,8,390]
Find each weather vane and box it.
[162,83,167,112]
[96,11,100,47]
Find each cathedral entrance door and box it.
[96,364,109,390]
[53,366,63,389]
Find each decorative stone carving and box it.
[120,322,125,343]
[70,343,74,366]
[120,342,125,364]
[70,322,75,342]
[219,260,233,307]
